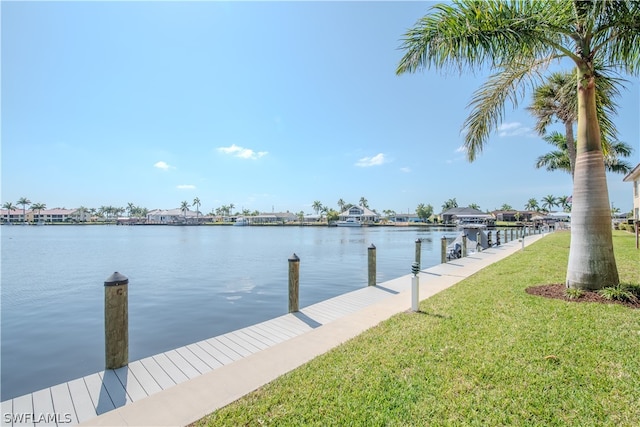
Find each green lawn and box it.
[196,231,640,426]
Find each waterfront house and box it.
[623,162,640,222]
[338,206,379,223]
[146,208,201,224]
[440,207,494,225]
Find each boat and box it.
[336,218,362,227]
[234,217,250,226]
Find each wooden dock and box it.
[1,282,408,427]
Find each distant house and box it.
[146,208,201,224]
[623,162,640,221]
[1,208,84,223]
[339,206,379,223]
[392,213,422,223]
[440,207,494,225]
[492,210,535,222]
[0,209,24,223]
[241,212,298,225]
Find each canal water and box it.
[1,224,458,400]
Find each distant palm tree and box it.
[541,195,557,213]
[536,132,633,175]
[2,202,16,223]
[126,202,136,218]
[30,202,46,223]
[359,197,369,208]
[524,198,539,211]
[500,204,513,211]
[229,203,235,215]
[468,203,480,210]
[441,198,458,211]
[312,201,323,215]
[180,201,190,222]
[557,196,572,213]
[337,199,346,213]
[193,197,201,222]
[17,197,31,223]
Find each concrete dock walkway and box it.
[2,234,546,427]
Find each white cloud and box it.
[355,153,386,167]
[497,122,533,137]
[154,161,174,171]
[400,167,411,173]
[176,184,196,190]
[218,144,268,160]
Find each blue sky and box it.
[2,1,639,215]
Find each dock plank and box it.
[98,370,130,407]
[113,367,148,403]
[66,378,96,424]
[82,373,114,416]
[126,361,162,396]
[242,325,283,346]
[185,344,223,370]
[235,329,275,349]
[31,388,56,427]
[139,356,176,390]
[215,335,254,358]
[12,394,34,427]
[164,350,201,379]
[174,347,212,375]
[1,400,13,427]
[49,383,78,426]
[152,353,189,385]
[196,340,235,365]
[30,391,55,427]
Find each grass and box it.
[195,231,640,426]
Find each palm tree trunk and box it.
[566,70,619,290]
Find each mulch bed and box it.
[526,283,640,309]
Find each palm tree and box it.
[500,204,513,211]
[541,195,557,213]
[524,198,539,212]
[126,203,136,218]
[2,202,16,223]
[468,203,480,210]
[228,203,235,216]
[359,197,369,208]
[337,199,346,213]
[557,196,572,213]
[441,198,458,212]
[180,201,190,222]
[30,202,46,223]
[397,0,639,290]
[312,201,323,215]
[193,197,201,222]
[16,197,31,223]
[528,70,623,180]
[536,132,633,175]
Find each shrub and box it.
[598,284,638,303]
[564,288,584,300]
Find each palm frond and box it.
[462,57,553,161]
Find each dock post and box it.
[487,231,493,247]
[288,253,300,313]
[496,230,501,246]
[440,236,447,263]
[462,234,467,258]
[414,238,421,268]
[368,244,376,286]
[476,231,482,252]
[503,228,507,244]
[411,262,420,312]
[104,272,128,370]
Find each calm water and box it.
[1,224,457,400]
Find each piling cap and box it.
[415,238,421,243]
[288,253,300,262]
[104,272,129,286]
[368,244,376,249]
